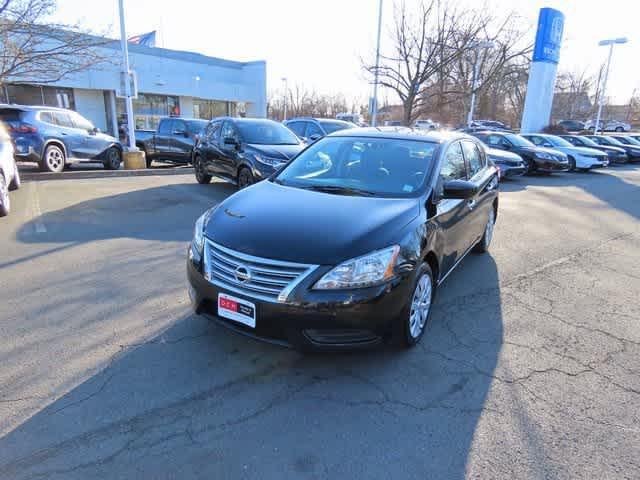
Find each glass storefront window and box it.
[116,93,181,132]
[193,98,237,120]
[5,84,75,110]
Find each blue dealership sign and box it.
[532,8,564,64]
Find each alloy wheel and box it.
[45,147,64,172]
[409,273,432,339]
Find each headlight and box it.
[255,154,285,168]
[536,152,552,160]
[192,212,207,255]
[314,245,400,290]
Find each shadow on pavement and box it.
[0,254,504,479]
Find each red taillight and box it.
[8,123,37,134]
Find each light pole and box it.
[467,41,494,128]
[371,0,383,127]
[594,37,628,135]
[117,0,137,151]
[281,77,288,121]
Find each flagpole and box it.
[118,0,137,151]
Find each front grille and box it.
[204,240,318,303]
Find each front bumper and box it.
[496,163,526,178]
[186,250,411,350]
[534,159,569,172]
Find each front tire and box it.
[41,144,65,173]
[473,206,496,253]
[237,167,255,189]
[9,161,21,191]
[103,147,122,170]
[568,156,576,172]
[0,175,10,217]
[194,156,212,184]
[399,263,435,348]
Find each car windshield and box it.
[274,136,438,198]
[187,120,208,134]
[616,136,640,146]
[601,136,624,146]
[318,120,354,134]
[503,133,534,147]
[236,120,300,145]
[547,136,573,147]
[572,136,598,147]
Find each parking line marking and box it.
[30,183,47,234]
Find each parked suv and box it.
[193,117,305,188]
[0,105,122,173]
[0,121,21,216]
[284,118,355,143]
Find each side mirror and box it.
[90,127,99,135]
[442,179,478,200]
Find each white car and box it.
[413,119,439,130]
[0,122,21,216]
[584,119,631,132]
[522,133,609,171]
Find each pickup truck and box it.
[135,117,208,167]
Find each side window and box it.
[70,113,93,131]
[461,141,484,178]
[440,142,467,180]
[158,119,172,135]
[39,112,55,125]
[173,120,186,134]
[220,121,239,142]
[528,136,543,146]
[286,122,305,137]
[204,121,221,141]
[305,122,323,138]
[52,112,73,128]
[485,135,501,147]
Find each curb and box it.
[20,166,194,182]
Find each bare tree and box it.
[267,83,357,121]
[552,68,594,121]
[0,0,109,89]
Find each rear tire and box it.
[0,175,10,217]
[8,161,21,191]
[103,147,122,170]
[41,144,65,173]
[615,127,624,132]
[473,206,496,253]
[194,156,211,184]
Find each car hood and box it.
[246,144,304,161]
[596,145,626,154]
[485,147,522,162]
[557,146,606,156]
[204,180,420,265]
[517,146,566,158]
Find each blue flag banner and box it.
[128,31,157,47]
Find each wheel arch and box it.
[43,139,67,159]
[423,251,440,285]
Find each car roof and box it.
[0,104,71,112]
[210,117,281,124]
[285,117,351,123]
[328,127,473,144]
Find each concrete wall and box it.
[73,88,108,132]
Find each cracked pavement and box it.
[0,167,639,479]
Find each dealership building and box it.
[1,40,267,137]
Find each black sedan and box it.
[193,118,305,188]
[583,135,640,162]
[560,135,628,164]
[187,129,499,350]
[471,131,569,174]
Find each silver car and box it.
[584,119,631,132]
[0,122,21,217]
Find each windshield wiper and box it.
[302,185,377,197]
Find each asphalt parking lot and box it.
[1,167,639,479]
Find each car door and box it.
[51,111,85,159]
[433,141,474,276]
[461,140,497,244]
[218,120,241,178]
[155,119,173,159]
[198,120,224,174]
[170,119,190,163]
[304,121,324,143]
[70,112,105,158]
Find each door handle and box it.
[467,199,477,210]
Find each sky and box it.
[50,0,639,105]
